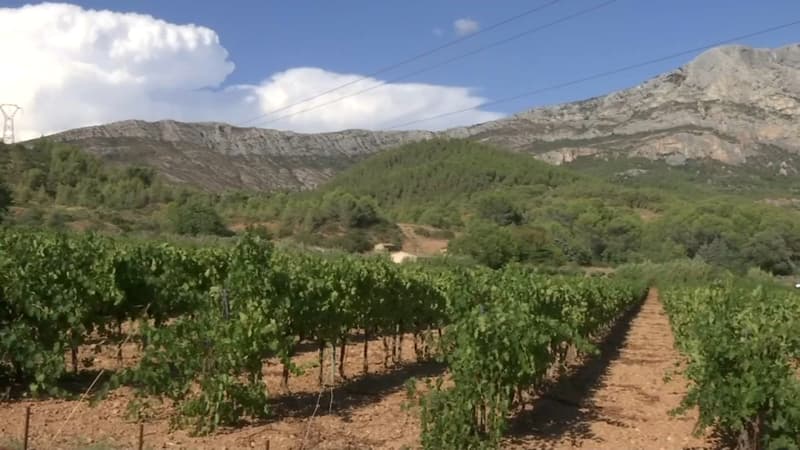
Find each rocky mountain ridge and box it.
[45,43,800,190]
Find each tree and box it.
[167,199,231,236]
[0,180,11,223]
[744,230,795,275]
[448,222,525,269]
[474,193,524,226]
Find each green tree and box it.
[744,230,795,275]
[474,193,524,226]
[167,199,231,236]
[448,222,525,269]
[0,180,12,222]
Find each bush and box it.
[414,227,455,239]
[0,181,11,223]
[44,210,69,230]
[14,207,44,227]
[167,200,231,236]
[448,222,525,269]
[332,230,372,253]
[474,193,524,226]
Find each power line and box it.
[384,19,800,130]
[238,0,564,126]
[249,0,617,128]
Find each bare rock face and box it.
[460,44,800,170]
[45,44,800,191]
[50,120,435,190]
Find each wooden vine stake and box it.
[23,406,30,450]
[137,423,144,450]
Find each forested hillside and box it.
[306,139,800,273]
[1,139,799,275]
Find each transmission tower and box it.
[1,104,22,144]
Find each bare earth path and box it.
[507,288,712,449]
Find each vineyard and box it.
[1,229,799,449]
[0,229,648,448]
[662,283,800,449]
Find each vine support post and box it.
[362,330,369,374]
[70,331,79,373]
[317,341,325,387]
[117,322,124,367]
[137,423,144,450]
[338,334,346,379]
[23,405,30,450]
[382,336,390,368]
[391,331,398,364]
[329,342,336,413]
[281,360,290,392]
[397,324,404,364]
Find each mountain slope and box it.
[47,120,434,191]
[459,44,800,170]
[42,43,800,191]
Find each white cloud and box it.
[453,18,480,36]
[0,3,502,140]
[252,68,502,132]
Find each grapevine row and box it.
[418,265,646,448]
[662,284,800,449]
[0,228,645,445]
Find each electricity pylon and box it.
[1,104,22,144]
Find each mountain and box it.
[43,43,800,191]
[459,44,800,170]
[45,120,433,191]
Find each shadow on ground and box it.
[504,299,644,450]
[266,359,445,423]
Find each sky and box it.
[1,0,799,140]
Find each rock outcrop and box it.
[45,44,800,190]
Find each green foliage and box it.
[448,222,560,269]
[0,229,450,434]
[662,284,800,448]
[0,179,11,221]
[418,267,646,448]
[448,222,526,269]
[3,138,800,274]
[473,192,524,226]
[167,199,231,236]
[322,139,578,214]
[615,259,724,288]
[0,231,122,393]
[124,235,277,433]
[0,141,176,230]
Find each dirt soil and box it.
[396,223,449,256]
[0,335,440,450]
[505,289,711,449]
[0,290,712,450]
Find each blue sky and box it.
[2,1,799,136]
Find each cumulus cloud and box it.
[251,68,502,132]
[453,18,480,36]
[0,3,502,140]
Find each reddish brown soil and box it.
[0,335,438,450]
[505,289,711,449]
[396,223,449,256]
[0,290,711,450]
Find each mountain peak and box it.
[680,44,800,101]
[44,43,800,191]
